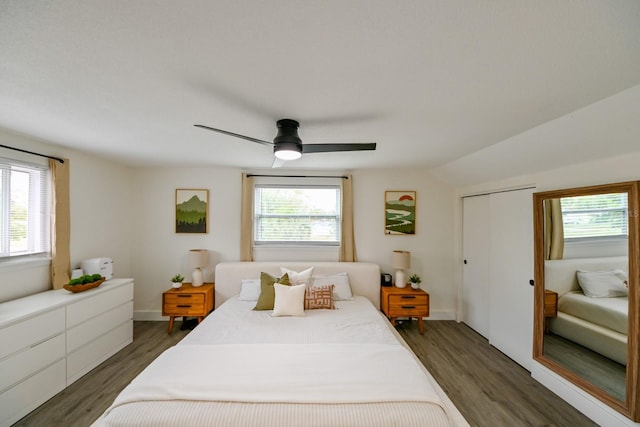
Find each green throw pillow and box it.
[253,272,290,310]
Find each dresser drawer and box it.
[0,308,65,359]
[0,358,65,427]
[163,303,206,316]
[67,283,133,327]
[164,293,205,305]
[67,301,133,353]
[0,333,65,392]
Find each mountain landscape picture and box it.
[176,189,208,233]
[385,191,416,235]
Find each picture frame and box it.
[385,191,416,235]
[175,189,208,234]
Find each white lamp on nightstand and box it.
[189,249,208,287]
[392,250,410,288]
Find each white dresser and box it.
[0,278,133,427]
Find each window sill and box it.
[0,255,51,272]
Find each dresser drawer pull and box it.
[177,294,192,298]
[401,295,416,299]
[402,305,416,309]
[177,304,192,308]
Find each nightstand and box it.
[544,289,558,332]
[381,286,429,334]
[162,283,214,334]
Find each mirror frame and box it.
[533,181,640,421]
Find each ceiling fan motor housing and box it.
[274,119,303,154]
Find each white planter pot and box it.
[172,281,182,289]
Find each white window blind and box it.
[254,184,341,245]
[561,193,628,239]
[0,157,50,258]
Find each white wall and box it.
[130,167,457,320]
[0,128,134,303]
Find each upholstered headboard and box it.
[545,256,628,297]
[214,262,381,309]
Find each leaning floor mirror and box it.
[533,181,640,421]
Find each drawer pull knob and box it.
[401,296,416,299]
[402,305,416,309]
[177,304,192,308]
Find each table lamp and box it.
[189,249,208,287]
[392,250,410,288]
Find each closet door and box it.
[461,195,491,338]
[488,188,534,370]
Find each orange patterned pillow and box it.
[304,284,335,310]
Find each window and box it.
[561,193,628,239]
[254,184,341,245]
[0,157,50,259]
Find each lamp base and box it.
[395,270,407,288]
[192,268,204,287]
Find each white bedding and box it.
[94,294,467,426]
[558,291,628,334]
[181,296,397,345]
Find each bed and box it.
[93,262,468,427]
[545,256,628,365]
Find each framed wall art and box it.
[385,191,416,235]
[175,189,208,234]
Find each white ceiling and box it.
[1,1,640,172]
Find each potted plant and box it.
[171,274,184,289]
[409,274,422,290]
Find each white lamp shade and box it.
[189,249,209,268]
[392,250,411,270]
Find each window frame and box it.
[252,180,342,247]
[0,156,51,263]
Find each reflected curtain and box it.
[544,198,564,260]
[240,173,254,261]
[50,158,70,289]
[339,175,357,262]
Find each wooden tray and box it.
[63,278,105,293]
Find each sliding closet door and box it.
[462,195,491,338]
[488,188,534,370]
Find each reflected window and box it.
[561,193,628,240]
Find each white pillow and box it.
[238,279,261,301]
[272,284,306,317]
[280,267,314,286]
[312,273,353,300]
[576,269,628,298]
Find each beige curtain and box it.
[544,198,564,260]
[240,173,254,261]
[339,175,357,262]
[50,158,71,289]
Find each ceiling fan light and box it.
[274,148,302,160]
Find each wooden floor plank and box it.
[15,320,597,427]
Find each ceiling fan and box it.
[194,119,377,161]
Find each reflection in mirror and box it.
[533,182,640,421]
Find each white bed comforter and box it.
[558,291,628,334]
[94,296,465,426]
[105,343,440,412]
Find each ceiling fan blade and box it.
[271,157,287,168]
[302,143,376,153]
[194,124,273,147]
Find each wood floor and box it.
[15,320,596,427]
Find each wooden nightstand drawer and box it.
[163,303,205,316]
[544,290,558,318]
[164,293,205,305]
[388,294,428,306]
[388,304,428,318]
